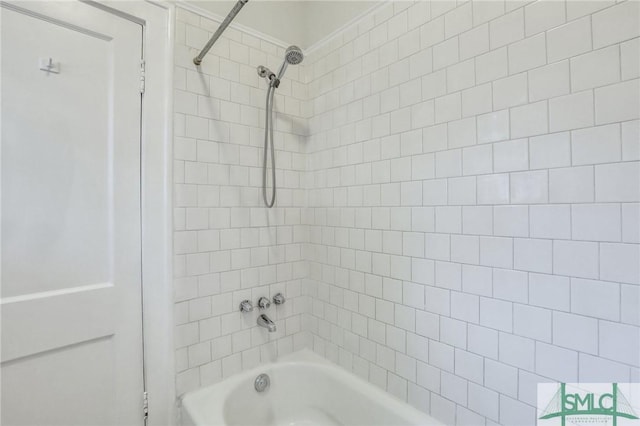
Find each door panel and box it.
[1,2,144,425]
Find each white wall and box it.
[185,1,379,48]
[173,7,310,396]
[173,1,640,425]
[303,1,639,425]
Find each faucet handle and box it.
[257,297,271,309]
[239,300,253,313]
[273,293,285,305]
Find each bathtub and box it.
[181,349,443,426]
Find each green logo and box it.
[539,383,639,426]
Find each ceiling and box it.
[186,1,380,49]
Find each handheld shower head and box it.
[276,45,304,81]
[284,45,304,65]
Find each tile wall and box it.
[304,1,639,424]
[173,7,310,396]
[173,1,640,425]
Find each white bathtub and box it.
[181,349,443,426]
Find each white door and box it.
[1,2,145,425]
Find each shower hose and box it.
[263,84,277,208]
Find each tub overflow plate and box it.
[254,373,270,392]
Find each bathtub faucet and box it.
[257,313,277,332]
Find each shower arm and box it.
[276,60,288,80]
[193,0,248,66]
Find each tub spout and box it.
[257,313,276,332]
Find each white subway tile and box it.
[553,240,599,279]
[529,273,570,311]
[460,84,491,119]
[478,174,510,205]
[480,297,512,332]
[431,0,456,19]
[420,16,445,49]
[476,47,508,84]
[530,204,571,239]
[425,233,450,261]
[571,278,620,321]
[592,1,640,49]
[511,101,549,138]
[514,304,552,342]
[500,395,536,426]
[435,260,462,290]
[448,118,477,148]
[572,124,621,166]
[462,264,492,296]
[535,342,578,382]
[595,162,640,202]
[510,170,549,204]
[444,2,472,38]
[468,383,499,422]
[595,79,640,125]
[468,324,498,359]
[508,33,546,75]
[494,139,528,172]
[600,243,640,284]
[473,1,504,26]
[579,353,631,383]
[529,60,570,102]
[571,203,622,242]
[546,17,592,63]
[455,349,484,384]
[549,166,594,203]
[451,234,479,264]
[434,92,462,124]
[433,38,459,71]
[489,8,524,49]
[423,179,448,205]
[566,1,614,21]
[529,132,571,170]
[460,24,489,60]
[571,46,620,92]
[493,268,528,304]
[423,124,448,153]
[477,111,509,144]
[451,291,480,324]
[435,149,462,178]
[493,73,528,110]
[500,332,535,371]
[549,91,594,132]
[447,176,476,205]
[429,340,454,372]
[599,320,640,366]
[514,238,552,273]
[485,358,518,397]
[494,205,529,237]
[524,0,566,36]
[463,144,493,176]
[553,311,598,354]
[480,236,513,269]
[410,49,433,80]
[463,206,494,235]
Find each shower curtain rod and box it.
[193,0,248,66]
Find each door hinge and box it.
[140,59,146,94]
[143,391,149,420]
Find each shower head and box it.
[284,45,304,65]
[276,45,304,81]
